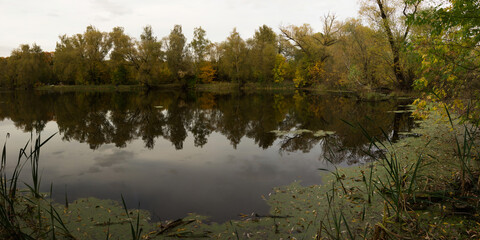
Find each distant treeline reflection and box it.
[0,91,413,164]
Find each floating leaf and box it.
[388,110,414,113]
[270,129,313,137]
[313,130,335,137]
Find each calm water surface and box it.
[0,90,414,222]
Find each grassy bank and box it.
[2,104,477,239]
[35,84,149,92]
[34,82,413,100]
[194,82,240,93]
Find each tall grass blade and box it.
[121,194,143,240]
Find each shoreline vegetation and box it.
[32,83,416,105]
[33,82,408,96]
[1,103,479,239]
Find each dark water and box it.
[0,90,414,222]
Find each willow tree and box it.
[7,44,53,88]
[280,14,340,87]
[335,18,392,88]
[54,26,112,85]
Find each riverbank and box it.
[36,84,149,92]
[33,81,362,91]
[33,82,415,102]
[35,82,297,92]
[2,104,477,239]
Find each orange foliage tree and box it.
[198,62,216,83]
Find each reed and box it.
[319,183,355,240]
[120,194,143,240]
[444,103,480,193]
[0,133,75,239]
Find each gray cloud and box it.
[81,150,133,175]
[94,150,133,168]
[91,0,133,17]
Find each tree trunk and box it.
[376,0,410,91]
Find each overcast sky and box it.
[0,0,360,57]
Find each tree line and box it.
[0,0,478,96]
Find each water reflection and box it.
[0,90,414,221]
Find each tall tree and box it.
[135,25,165,86]
[190,27,214,82]
[54,26,112,85]
[83,25,113,84]
[280,16,339,87]
[54,34,82,85]
[190,27,211,64]
[109,27,136,85]
[249,25,278,82]
[219,28,248,85]
[336,18,392,88]
[166,25,191,81]
[361,0,422,90]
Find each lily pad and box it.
[388,110,414,113]
[270,129,312,137]
[313,130,335,137]
[398,104,416,108]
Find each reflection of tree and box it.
[53,93,115,149]
[0,92,53,132]
[136,91,172,149]
[278,133,321,153]
[165,98,187,150]
[190,111,213,147]
[0,90,414,165]
[216,94,248,148]
[274,92,413,164]
[391,102,416,143]
[197,93,216,110]
[83,111,114,149]
[110,109,140,148]
[137,106,166,149]
[319,135,375,165]
[245,93,280,149]
[109,93,139,148]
